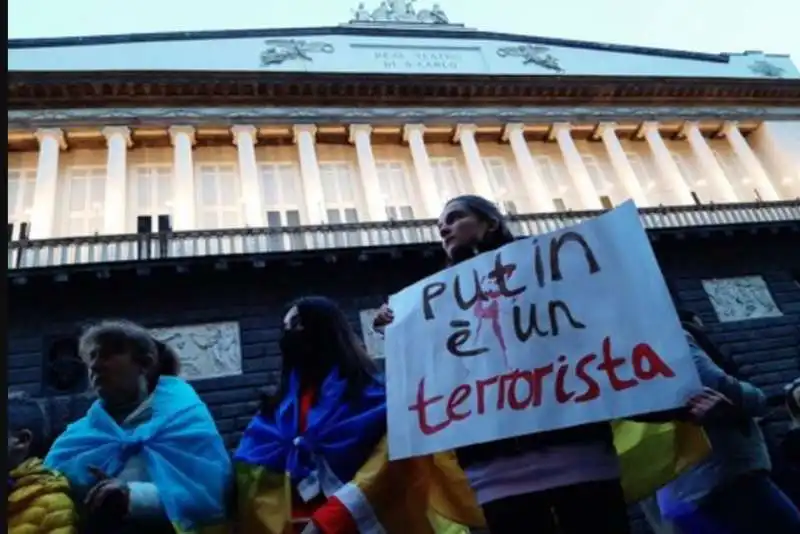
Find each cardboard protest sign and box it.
[384,202,702,460]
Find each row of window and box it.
[8,147,758,239]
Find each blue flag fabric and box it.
[234,368,386,486]
[45,376,232,533]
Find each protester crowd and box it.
[7,194,800,534]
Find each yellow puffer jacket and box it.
[8,457,78,534]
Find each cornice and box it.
[8,72,800,109]
[8,105,800,129]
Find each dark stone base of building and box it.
[8,229,800,534]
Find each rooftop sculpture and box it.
[350,0,451,25]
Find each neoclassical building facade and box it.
[8,4,800,270]
[7,13,800,531]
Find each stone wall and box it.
[7,230,799,533]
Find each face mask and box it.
[279,330,317,369]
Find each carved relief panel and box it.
[150,321,243,380]
[359,309,385,360]
[701,276,783,323]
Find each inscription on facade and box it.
[373,49,462,71]
[151,321,243,380]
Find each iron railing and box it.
[8,200,800,271]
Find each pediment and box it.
[8,8,799,81]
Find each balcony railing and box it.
[8,201,800,271]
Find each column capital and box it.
[231,125,258,146]
[548,122,572,141]
[102,126,132,147]
[402,124,426,142]
[594,122,619,136]
[34,128,67,150]
[453,123,478,143]
[678,121,701,138]
[292,124,317,143]
[168,125,196,145]
[721,121,740,136]
[501,123,525,142]
[348,124,373,144]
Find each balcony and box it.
[8,200,800,271]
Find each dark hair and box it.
[155,339,181,377]
[442,195,515,265]
[8,392,50,459]
[677,308,739,377]
[263,296,380,412]
[79,319,180,389]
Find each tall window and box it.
[671,153,697,183]
[675,152,715,204]
[259,163,302,228]
[533,156,568,209]
[430,158,468,203]
[128,166,173,232]
[482,157,518,214]
[196,164,243,229]
[376,162,415,220]
[581,154,612,194]
[625,152,656,193]
[319,162,359,224]
[712,146,759,201]
[8,169,36,239]
[62,168,106,237]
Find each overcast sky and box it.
[8,0,800,64]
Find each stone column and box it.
[403,124,442,218]
[231,125,265,228]
[29,128,66,239]
[641,121,694,205]
[293,125,326,225]
[551,122,603,209]
[722,121,780,201]
[168,126,197,230]
[502,123,555,212]
[350,124,387,221]
[751,122,800,196]
[101,126,132,235]
[454,124,496,202]
[596,123,648,206]
[681,122,738,202]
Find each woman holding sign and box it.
[373,195,709,534]
[374,195,634,534]
[234,296,467,534]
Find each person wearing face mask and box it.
[373,195,710,534]
[234,296,473,534]
[45,320,232,534]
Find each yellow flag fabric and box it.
[237,421,709,532]
[612,420,711,503]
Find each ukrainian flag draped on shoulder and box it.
[44,376,232,534]
[234,369,469,534]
